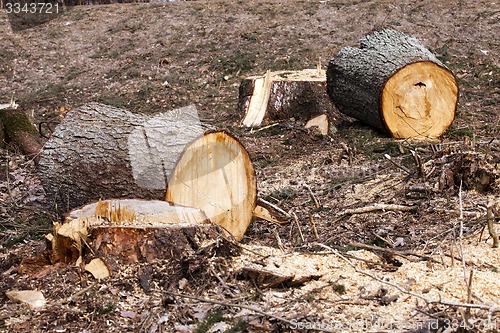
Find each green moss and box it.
[98,303,116,315]
[195,311,224,333]
[332,283,347,295]
[267,188,298,201]
[211,51,256,75]
[0,109,39,138]
[224,319,247,333]
[2,216,52,248]
[97,95,129,108]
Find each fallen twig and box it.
[209,265,236,297]
[339,203,415,216]
[384,153,411,174]
[291,211,305,243]
[309,213,320,240]
[52,281,98,306]
[305,185,320,209]
[258,197,291,218]
[348,242,441,264]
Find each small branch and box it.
[487,200,499,248]
[258,197,291,218]
[291,211,305,243]
[52,281,98,306]
[466,270,474,318]
[208,265,236,297]
[305,185,320,209]
[410,149,426,178]
[339,203,415,216]
[384,153,411,174]
[348,242,441,264]
[252,122,280,133]
[165,291,336,333]
[458,181,470,303]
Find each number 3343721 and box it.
[5,2,60,14]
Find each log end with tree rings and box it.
[382,61,458,139]
[166,131,257,241]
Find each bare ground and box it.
[0,0,499,332]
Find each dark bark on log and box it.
[327,29,458,139]
[0,108,42,163]
[39,102,204,213]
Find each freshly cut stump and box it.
[53,199,222,267]
[239,68,335,127]
[327,29,458,140]
[305,114,329,136]
[166,131,257,241]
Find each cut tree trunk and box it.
[327,29,458,140]
[239,68,336,128]
[166,131,257,241]
[53,199,223,267]
[39,102,205,213]
[0,106,42,163]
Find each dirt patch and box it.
[0,0,499,332]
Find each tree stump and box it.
[327,29,458,140]
[39,102,205,213]
[166,131,257,241]
[53,199,223,267]
[238,69,335,128]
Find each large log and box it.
[53,199,222,267]
[166,131,257,241]
[238,68,335,128]
[39,103,204,212]
[327,29,458,140]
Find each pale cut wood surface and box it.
[382,61,457,139]
[166,131,257,241]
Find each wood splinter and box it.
[487,199,500,248]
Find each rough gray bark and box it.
[39,102,205,213]
[327,29,455,135]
